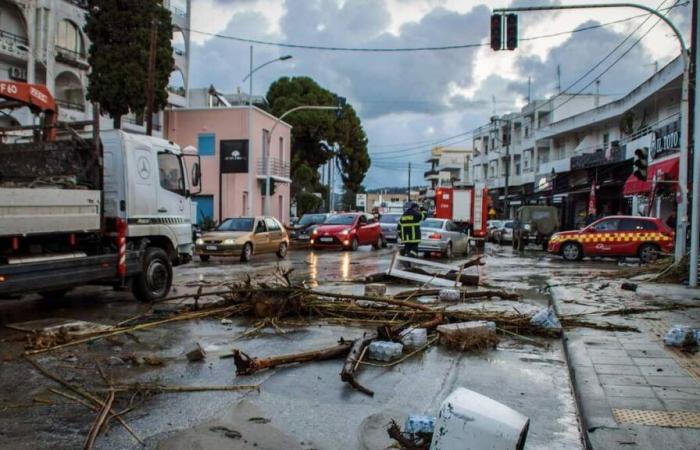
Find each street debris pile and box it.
[11,257,642,449]
[664,324,700,349]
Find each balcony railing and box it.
[424,169,439,178]
[0,29,29,59]
[123,116,162,131]
[170,5,186,17]
[56,46,89,69]
[257,157,290,179]
[56,99,85,112]
[167,85,186,96]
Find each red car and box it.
[311,213,385,251]
[548,216,674,263]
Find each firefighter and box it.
[419,206,428,221]
[400,202,422,257]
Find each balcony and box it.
[56,99,85,112]
[424,169,439,180]
[257,157,291,180]
[55,46,89,70]
[123,116,162,131]
[0,29,28,60]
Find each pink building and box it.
[165,106,292,225]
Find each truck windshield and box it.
[325,215,356,225]
[217,218,254,231]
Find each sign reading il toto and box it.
[220,140,248,173]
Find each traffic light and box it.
[633,147,648,180]
[336,96,346,119]
[490,14,503,51]
[506,14,518,50]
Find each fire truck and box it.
[434,183,489,241]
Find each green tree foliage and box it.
[266,76,370,206]
[85,0,174,128]
[296,192,323,216]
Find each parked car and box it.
[513,206,560,251]
[289,213,329,242]
[486,220,503,242]
[547,216,674,263]
[379,213,402,242]
[416,218,470,258]
[493,220,514,245]
[195,216,289,262]
[311,213,384,251]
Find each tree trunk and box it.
[232,341,353,375]
[340,331,376,396]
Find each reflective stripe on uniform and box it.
[399,214,420,243]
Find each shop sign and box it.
[649,120,680,161]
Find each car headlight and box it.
[222,239,236,245]
[339,229,350,236]
[523,224,531,231]
[195,238,204,245]
[312,229,319,235]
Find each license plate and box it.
[206,245,217,251]
[299,234,309,239]
[320,237,333,243]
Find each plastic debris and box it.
[663,325,697,348]
[365,283,387,297]
[368,341,404,361]
[220,318,233,325]
[400,328,428,349]
[530,307,562,330]
[438,288,461,302]
[404,415,436,435]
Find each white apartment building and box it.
[470,56,682,227]
[0,0,190,136]
[424,146,473,187]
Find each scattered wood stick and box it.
[95,384,260,394]
[232,340,353,375]
[340,332,377,396]
[83,390,114,450]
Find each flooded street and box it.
[0,244,624,449]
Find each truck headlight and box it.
[195,238,204,245]
[222,239,236,245]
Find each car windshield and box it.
[217,218,254,232]
[380,214,401,224]
[298,214,326,226]
[325,215,356,225]
[504,222,513,228]
[532,211,552,220]
[422,219,444,229]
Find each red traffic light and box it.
[490,14,503,51]
[506,14,518,50]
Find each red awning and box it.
[623,154,679,196]
[623,173,651,195]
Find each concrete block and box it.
[364,283,387,297]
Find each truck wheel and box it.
[199,255,210,262]
[277,242,288,259]
[638,243,659,264]
[240,243,253,262]
[39,289,70,300]
[561,242,583,262]
[132,247,172,302]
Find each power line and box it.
[183,3,686,53]
[370,132,473,158]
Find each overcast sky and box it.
[186,0,690,190]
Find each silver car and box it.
[379,213,402,242]
[418,218,470,258]
[493,220,514,245]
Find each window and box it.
[262,129,270,160]
[594,219,619,231]
[158,153,185,195]
[265,217,280,231]
[525,126,529,138]
[603,133,610,149]
[56,20,84,55]
[255,220,267,233]
[422,219,443,229]
[619,219,657,231]
[359,215,368,225]
[279,136,284,162]
[198,133,215,157]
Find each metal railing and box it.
[123,116,162,131]
[170,5,186,17]
[257,157,290,178]
[0,29,28,46]
[56,99,85,111]
[167,85,186,96]
[424,169,439,178]
[56,46,88,67]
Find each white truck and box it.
[0,129,200,302]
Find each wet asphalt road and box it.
[0,242,621,449]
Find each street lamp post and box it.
[264,105,343,216]
[494,3,690,267]
[242,47,292,217]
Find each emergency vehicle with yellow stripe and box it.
[547,216,674,263]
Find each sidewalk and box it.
[550,280,700,450]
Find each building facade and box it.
[469,56,681,229]
[422,146,473,209]
[0,0,190,135]
[165,106,292,226]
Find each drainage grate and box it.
[613,409,700,428]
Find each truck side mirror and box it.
[192,163,201,188]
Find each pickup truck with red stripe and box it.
[547,216,674,263]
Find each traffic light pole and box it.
[494,3,690,266]
[690,0,700,285]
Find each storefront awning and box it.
[622,154,679,196]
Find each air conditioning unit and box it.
[9,66,27,81]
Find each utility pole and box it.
[504,120,511,219]
[407,162,412,202]
[145,19,157,136]
[689,0,700,285]
[247,46,253,216]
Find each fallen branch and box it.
[83,390,114,450]
[387,419,430,450]
[98,383,260,394]
[340,332,377,396]
[232,340,353,375]
[393,288,519,301]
